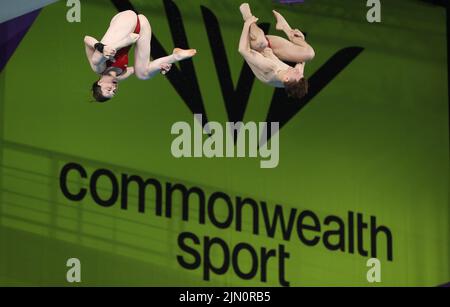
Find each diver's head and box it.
[91,73,118,103]
[279,67,308,100]
[280,66,303,84]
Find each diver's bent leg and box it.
[266,35,312,63]
[109,33,139,50]
[273,10,293,33]
[134,15,196,80]
[248,24,268,52]
[143,49,196,80]
[268,11,315,62]
[101,10,138,46]
[134,15,152,79]
[273,10,309,48]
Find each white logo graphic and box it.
[171,114,280,169]
[66,0,81,23]
[66,258,81,283]
[366,258,381,283]
[366,0,381,23]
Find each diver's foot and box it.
[273,10,291,32]
[173,48,197,61]
[240,3,253,21]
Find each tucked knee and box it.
[135,70,148,80]
[138,15,151,30]
[122,10,137,19]
[251,38,267,52]
[304,47,315,61]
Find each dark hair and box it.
[92,81,111,103]
[284,78,309,100]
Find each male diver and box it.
[238,3,315,99]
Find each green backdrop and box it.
[0,0,448,286]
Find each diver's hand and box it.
[103,46,117,61]
[160,63,172,75]
[290,29,305,40]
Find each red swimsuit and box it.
[105,16,141,74]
